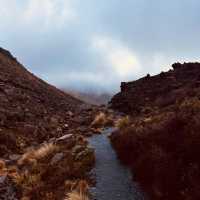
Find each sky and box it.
[0,0,200,93]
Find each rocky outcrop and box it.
[110,63,200,200]
[110,62,200,115]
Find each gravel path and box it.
[88,128,145,200]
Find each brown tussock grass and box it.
[91,112,114,128]
[14,170,41,189]
[65,191,89,200]
[91,112,107,128]
[18,143,58,166]
[65,180,89,200]
[115,116,130,130]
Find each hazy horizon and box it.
[1,0,200,93]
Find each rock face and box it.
[110,62,200,114]
[0,47,88,157]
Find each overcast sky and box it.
[0,0,200,92]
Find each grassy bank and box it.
[110,97,200,199]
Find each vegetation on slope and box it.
[0,48,99,200]
[110,63,200,200]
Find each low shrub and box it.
[91,112,106,128]
[18,143,58,166]
[115,116,130,130]
[110,99,200,199]
[91,112,113,128]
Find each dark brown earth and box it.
[110,63,200,200]
[0,47,99,157]
[0,47,100,200]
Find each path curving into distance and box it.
[88,128,146,200]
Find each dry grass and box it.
[65,191,89,200]
[65,180,89,200]
[111,99,200,199]
[18,143,58,166]
[10,140,93,199]
[115,116,130,130]
[13,143,59,198]
[91,112,114,128]
[91,112,107,128]
[3,134,94,200]
[14,170,41,189]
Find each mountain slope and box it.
[0,47,86,156]
[0,47,82,113]
[110,63,200,200]
[0,48,98,200]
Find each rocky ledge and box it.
[110,62,200,115]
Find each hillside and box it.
[0,47,82,113]
[0,47,91,156]
[110,62,200,115]
[110,63,200,200]
[0,48,97,199]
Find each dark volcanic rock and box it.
[110,62,200,115]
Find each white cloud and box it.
[92,36,141,78]
[0,0,77,30]
[23,0,77,29]
[1,0,200,92]
[151,53,173,74]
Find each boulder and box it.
[56,134,76,148]
[56,134,73,142]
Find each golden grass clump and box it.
[65,180,89,200]
[116,116,130,130]
[13,170,41,187]
[18,143,58,166]
[91,112,107,128]
[91,112,114,128]
[66,191,89,200]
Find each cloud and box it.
[92,36,141,78]
[0,0,76,30]
[0,0,200,93]
[23,0,76,29]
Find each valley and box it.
[1,47,200,200]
